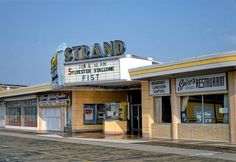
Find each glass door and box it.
[130,104,142,135]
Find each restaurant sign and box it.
[150,80,170,96]
[176,73,227,93]
[64,59,120,84]
[38,92,71,107]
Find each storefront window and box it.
[6,107,21,126]
[181,94,228,123]
[24,107,37,127]
[6,99,37,127]
[154,96,172,123]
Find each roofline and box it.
[0,83,27,87]
[129,50,236,79]
[64,54,158,65]
[0,83,53,98]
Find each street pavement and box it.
[0,131,235,161]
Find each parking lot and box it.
[0,134,233,162]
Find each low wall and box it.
[151,123,171,139]
[178,124,230,142]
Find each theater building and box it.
[129,51,236,143]
[0,40,155,135]
[53,40,155,134]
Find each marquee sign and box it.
[38,92,71,107]
[50,43,67,86]
[64,59,120,84]
[51,53,58,82]
[176,73,227,93]
[64,40,126,62]
[150,80,170,96]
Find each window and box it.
[6,99,37,127]
[6,107,21,126]
[105,103,120,120]
[154,96,172,123]
[84,104,104,125]
[181,94,228,123]
[24,106,37,127]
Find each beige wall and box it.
[151,124,171,138]
[228,71,236,143]
[178,124,229,142]
[170,78,179,139]
[72,90,128,132]
[141,81,154,137]
[104,120,127,134]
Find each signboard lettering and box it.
[65,40,126,62]
[150,79,170,96]
[64,59,120,84]
[38,92,71,107]
[176,73,227,93]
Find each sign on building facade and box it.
[176,73,227,93]
[50,43,67,86]
[64,59,120,84]
[150,79,170,96]
[38,92,71,107]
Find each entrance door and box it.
[42,108,61,131]
[130,104,142,135]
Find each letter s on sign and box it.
[68,68,72,75]
[64,47,73,62]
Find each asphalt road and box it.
[0,134,233,162]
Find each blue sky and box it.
[0,0,236,85]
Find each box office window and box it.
[105,103,120,120]
[84,104,104,125]
[181,94,229,124]
[154,96,172,123]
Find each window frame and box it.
[154,96,172,124]
[180,94,229,124]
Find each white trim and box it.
[129,50,236,73]
[131,61,236,80]
[4,95,37,101]
[5,125,37,131]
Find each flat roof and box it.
[0,83,53,98]
[0,83,27,87]
[64,54,158,65]
[129,50,236,80]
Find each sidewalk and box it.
[0,129,236,161]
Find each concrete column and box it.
[171,78,180,140]
[38,108,43,131]
[228,71,236,143]
[141,81,154,137]
[61,106,66,132]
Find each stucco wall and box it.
[141,81,154,137]
[72,90,128,132]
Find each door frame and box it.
[130,104,142,135]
